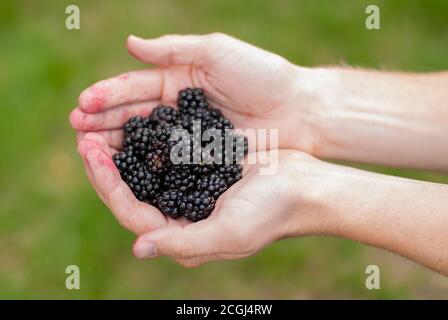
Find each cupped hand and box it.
[77,132,318,267]
[70,33,314,152]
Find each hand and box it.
[76,132,320,267]
[70,33,315,152]
[76,131,448,273]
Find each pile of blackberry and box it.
[112,88,248,221]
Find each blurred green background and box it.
[1,0,447,299]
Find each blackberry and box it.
[183,190,216,222]
[196,164,242,199]
[113,155,161,201]
[145,147,171,173]
[123,127,151,157]
[196,172,228,199]
[222,133,248,164]
[177,88,208,115]
[123,115,144,135]
[152,105,180,125]
[156,190,185,219]
[113,87,248,222]
[163,165,196,192]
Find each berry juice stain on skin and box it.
[88,96,106,112]
[72,110,98,131]
[81,86,107,112]
[87,123,97,131]
[118,73,130,81]
[78,141,96,155]
[98,156,117,172]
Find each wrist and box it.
[279,152,341,238]
[288,65,342,157]
[282,153,389,239]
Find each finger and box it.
[78,131,121,153]
[127,34,218,66]
[78,142,109,205]
[77,130,123,151]
[77,135,167,235]
[133,221,223,259]
[78,69,164,113]
[70,100,159,131]
[77,133,114,206]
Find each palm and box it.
[160,64,296,135]
[173,34,297,127]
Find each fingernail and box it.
[136,242,157,258]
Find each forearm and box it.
[292,159,448,275]
[295,66,448,171]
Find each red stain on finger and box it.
[88,96,106,113]
[77,140,98,156]
[78,140,115,171]
[79,85,107,113]
[70,108,101,130]
[87,145,117,172]
[98,156,118,172]
[85,148,120,189]
[118,73,130,81]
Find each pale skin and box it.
[70,33,448,274]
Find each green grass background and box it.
[0,0,447,299]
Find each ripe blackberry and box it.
[162,165,196,192]
[152,105,180,125]
[196,172,228,199]
[145,147,171,173]
[123,126,151,157]
[177,88,208,114]
[222,133,248,164]
[196,164,242,199]
[113,87,247,222]
[183,191,216,222]
[156,190,185,219]
[123,115,145,135]
[113,155,161,201]
[201,108,234,132]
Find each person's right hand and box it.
[76,131,326,267]
[70,33,315,153]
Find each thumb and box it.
[126,33,221,66]
[133,221,223,259]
